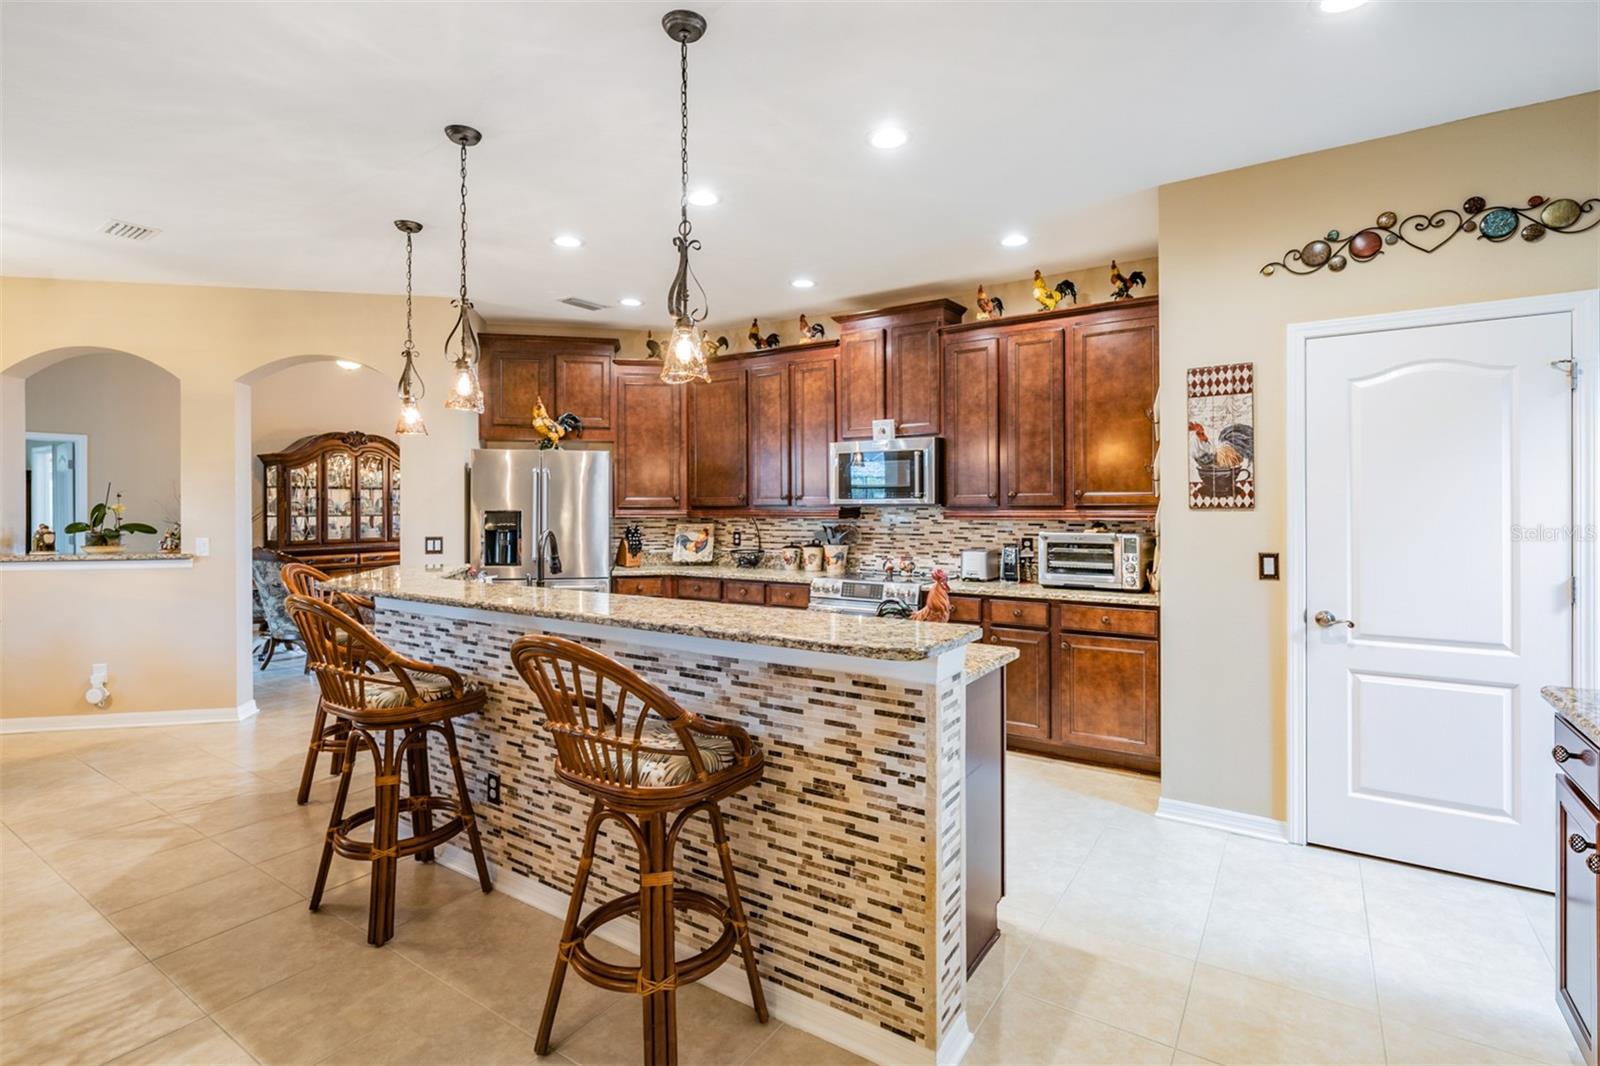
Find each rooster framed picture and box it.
[1186,362,1255,510]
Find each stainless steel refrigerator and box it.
[468,448,611,590]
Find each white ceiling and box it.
[2,2,1596,327]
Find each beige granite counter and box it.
[0,551,194,565]
[618,562,1159,608]
[964,643,1018,683]
[1544,686,1600,748]
[330,566,980,662]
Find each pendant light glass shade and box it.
[660,11,712,385]
[443,124,483,411]
[393,220,428,435]
[445,357,484,412]
[660,319,710,384]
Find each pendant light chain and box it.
[403,228,415,352]
[457,139,471,311]
[678,36,691,239]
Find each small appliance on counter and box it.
[1038,531,1155,590]
[960,548,1001,581]
[999,544,1020,582]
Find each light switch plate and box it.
[1258,552,1279,580]
[424,536,444,555]
[194,537,210,557]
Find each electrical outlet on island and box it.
[485,772,501,805]
[732,531,743,548]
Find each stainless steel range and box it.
[808,572,931,616]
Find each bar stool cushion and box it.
[366,673,460,709]
[627,722,736,787]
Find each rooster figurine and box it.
[747,319,781,350]
[644,330,661,360]
[1032,270,1078,312]
[799,314,825,341]
[531,397,567,449]
[910,569,953,624]
[975,285,1005,321]
[1108,260,1148,300]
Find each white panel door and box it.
[1305,312,1572,889]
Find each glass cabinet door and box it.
[288,460,319,542]
[390,463,400,539]
[265,465,279,543]
[325,451,353,541]
[357,454,386,540]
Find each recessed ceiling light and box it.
[687,188,719,207]
[335,359,362,371]
[1000,233,1029,248]
[1318,0,1368,11]
[619,297,643,308]
[552,234,584,249]
[869,125,908,150]
[791,278,816,289]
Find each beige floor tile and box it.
[0,899,149,1019]
[211,801,341,861]
[108,1017,257,1065]
[1197,894,1377,1011]
[1010,924,1194,1045]
[1381,1020,1544,1065]
[87,749,228,794]
[1361,857,1549,969]
[0,769,139,824]
[1043,864,1214,958]
[141,766,284,814]
[314,859,486,937]
[255,840,367,894]
[1211,837,1368,937]
[59,837,252,913]
[40,815,205,879]
[965,923,1032,1027]
[557,983,773,1066]
[743,1022,871,1065]
[4,793,167,854]
[0,963,203,1065]
[316,1003,541,1065]
[964,987,1172,1065]
[1177,964,1385,1065]
[108,865,302,957]
[165,777,328,835]
[1172,1054,1220,1066]
[156,902,369,1013]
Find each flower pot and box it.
[82,543,125,555]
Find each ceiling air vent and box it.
[100,219,161,241]
[558,296,607,312]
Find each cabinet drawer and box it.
[1056,604,1158,639]
[986,599,1050,629]
[766,583,811,610]
[1557,773,1600,1066]
[723,580,766,605]
[613,576,669,598]
[1557,716,1600,811]
[675,576,723,601]
[949,595,984,624]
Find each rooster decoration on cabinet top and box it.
[748,319,781,350]
[1032,270,1078,312]
[798,314,826,341]
[531,397,582,449]
[1108,260,1148,300]
[975,285,1005,320]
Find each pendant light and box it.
[393,219,427,435]
[660,10,713,385]
[443,124,485,412]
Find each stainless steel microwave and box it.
[828,436,941,506]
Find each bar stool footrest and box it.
[329,795,472,862]
[567,888,739,995]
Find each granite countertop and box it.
[331,566,981,663]
[0,551,195,564]
[619,562,1159,608]
[1544,686,1600,747]
[964,643,1018,683]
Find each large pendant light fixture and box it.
[393,219,427,435]
[660,10,712,385]
[443,124,485,412]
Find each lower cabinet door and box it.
[1053,633,1159,761]
[989,625,1051,741]
[1558,772,1600,1066]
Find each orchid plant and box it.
[65,484,157,546]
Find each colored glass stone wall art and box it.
[1260,194,1598,277]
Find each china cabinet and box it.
[259,431,400,574]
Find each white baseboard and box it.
[433,845,965,1066]
[1156,797,1290,844]
[0,700,259,734]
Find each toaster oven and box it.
[1038,531,1154,590]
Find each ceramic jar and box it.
[781,545,802,570]
[823,544,849,576]
[802,544,824,572]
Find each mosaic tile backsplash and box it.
[376,607,968,1050]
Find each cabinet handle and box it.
[1012,608,1022,617]
[988,491,998,500]
[1554,744,1591,764]
[1570,833,1594,855]
[1074,489,1084,499]
[1101,615,1112,626]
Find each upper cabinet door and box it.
[1069,310,1158,509]
[688,365,749,508]
[886,318,943,437]
[838,328,886,440]
[943,335,1001,509]
[613,368,684,513]
[479,334,619,443]
[789,354,838,508]
[1001,328,1067,508]
[747,362,791,508]
[554,351,614,438]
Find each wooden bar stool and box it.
[286,594,493,946]
[510,635,768,1066]
[281,561,374,805]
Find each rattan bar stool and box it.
[286,594,493,946]
[281,562,374,804]
[510,635,768,1066]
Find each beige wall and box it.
[1156,91,1600,821]
[0,279,476,720]
[26,350,181,551]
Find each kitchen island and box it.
[327,566,1005,1065]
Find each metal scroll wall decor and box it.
[1260,194,1598,277]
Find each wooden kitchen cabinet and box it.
[943,335,1001,509]
[747,362,790,508]
[613,366,685,514]
[990,624,1052,742]
[612,575,671,597]
[687,365,749,509]
[1052,631,1160,770]
[1001,328,1067,508]
[834,299,965,439]
[1556,716,1600,1066]
[789,354,838,508]
[1068,306,1159,509]
[836,328,885,440]
[478,333,619,443]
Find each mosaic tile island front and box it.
[327,567,988,1065]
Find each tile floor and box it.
[0,652,1577,1065]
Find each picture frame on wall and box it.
[1186,362,1255,510]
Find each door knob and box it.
[1313,610,1354,629]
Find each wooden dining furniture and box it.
[280,561,375,804]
